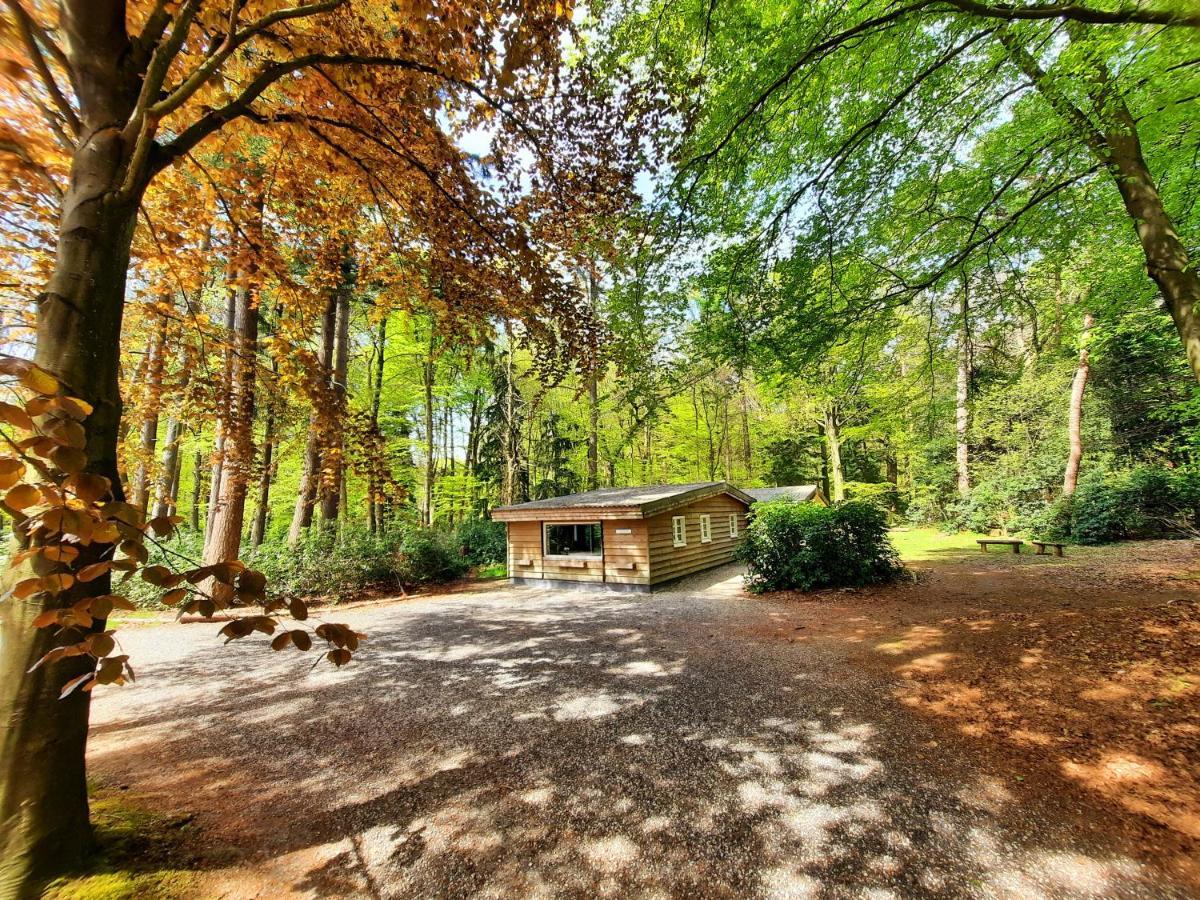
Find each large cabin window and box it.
[544,522,603,558]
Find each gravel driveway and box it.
[89,566,1187,898]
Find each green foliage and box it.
[737,500,904,593]
[1068,467,1200,545]
[395,528,470,587]
[454,517,507,565]
[248,526,402,603]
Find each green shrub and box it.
[1020,494,1074,541]
[455,517,507,565]
[395,528,469,586]
[736,500,904,594]
[1068,465,1200,544]
[248,524,403,603]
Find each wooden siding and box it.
[647,494,748,586]
[506,521,543,579]
[602,520,650,586]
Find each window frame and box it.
[729,513,739,538]
[699,513,712,543]
[542,521,604,560]
[671,515,687,547]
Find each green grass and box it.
[475,561,507,579]
[41,787,199,900]
[888,527,992,562]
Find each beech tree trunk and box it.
[500,335,520,506]
[152,417,182,520]
[250,407,275,548]
[1063,313,1094,496]
[422,329,436,526]
[824,405,845,503]
[319,278,351,523]
[202,271,260,601]
[1000,27,1200,382]
[190,448,203,532]
[1,30,143,881]
[205,288,238,542]
[131,311,167,511]
[368,317,387,533]
[956,282,972,500]
[288,293,338,548]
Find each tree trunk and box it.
[152,417,182,520]
[1000,27,1200,381]
[500,335,519,506]
[131,310,167,511]
[824,406,845,502]
[367,317,387,532]
[1,122,141,891]
[1105,124,1200,382]
[287,292,337,548]
[205,287,238,542]
[202,269,260,601]
[422,330,436,526]
[319,277,351,524]
[1063,312,1094,496]
[956,281,971,500]
[250,407,275,547]
[190,447,203,531]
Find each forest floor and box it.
[746,533,1200,889]
[76,536,1200,898]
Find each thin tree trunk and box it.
[1063,312,1094,496]
[152,417,182,520]
[319,275,351,524]
[824,405,845,503]
[251,407,275,547]
[956,280,971,500]
[368,316,387,533]
[501,333,518,506]
[131,309,167,511]
[190,447,203,531]
[422,328,436,526]
[585,269,600,490]
[205,285,238,542]
[288,292,337,548]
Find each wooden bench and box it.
[977,538,1024,554]
[1031,540,1066,557]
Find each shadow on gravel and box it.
[87,582,1189,897]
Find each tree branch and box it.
[4,0,80,136]
[155,53,497,172]
[939,0,1200,27]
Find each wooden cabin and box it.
[491,482,754,591]
[744,485,829,505]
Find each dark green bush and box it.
[455,517,507,565]
[736,500,904,594]
[1069,466,1200,544]
[1020,494,1074,542]
[395,528,469,586]
[248,525,403,603]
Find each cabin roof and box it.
[744,485,822,503]
[491,481,754,521]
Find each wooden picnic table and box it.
[977,538,1024,554]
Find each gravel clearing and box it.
[88,566,1190,898]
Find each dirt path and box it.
[737,539,1200,889]
[85,544,1199,898]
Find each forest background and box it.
[3,0,1199,606]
